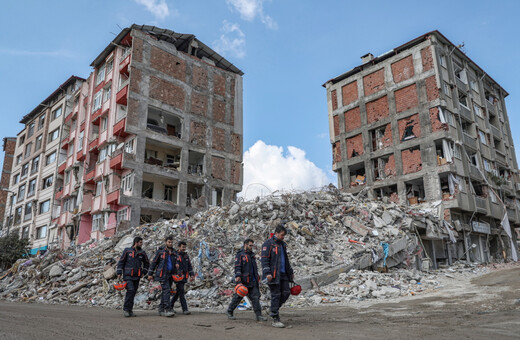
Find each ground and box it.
[1,265,519,340]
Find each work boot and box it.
[226,311,236,320]
[256,315,267,321]
[183,310,191,315]
[123,310,131,317]
[160,310,175,317]
[158,309,163,316]
[129,311,137,317]
[272,317,285,328]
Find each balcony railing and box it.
[469,164,482,179]
[490,124,501,138]
[459,105,473,122]
[463,133,477,150]
[495,151,506,165]
[475,196,488,213]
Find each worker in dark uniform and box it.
[226,238,267,321]
[148,235,178,317]
[116,236,150,317]
[261,225,294,328]
[171,240,195,315]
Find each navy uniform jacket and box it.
[176,251,194,282]
[149,246,178,281]
[116,247,150,280]
[260,236,294,285]
[234,248,260,287]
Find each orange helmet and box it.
[234,283,248,297]
[113,281,127,290]
[172,274,184,282]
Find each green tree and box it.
[0,234,30,270]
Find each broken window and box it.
[370,124,391,151]
[454,61,467,83]
[405,178,425,205]
[473,103,483,118]
[440,173,463,199]
[348,162,366,187]
[461,121,473,136]
[478,130,488,145]
[443,82,452,97]
[211,188,223,206]
[485,90,496,104]
[142,181,154,199]
[458,91,469,108]
[401,120,418,141]
[188,151,204,176]
[435,140,454,165]
[187,182,204,208]
[374,184,398,203]
[373,154,395,180]
[164,185,176,202]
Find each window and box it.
[473,104,483,118]
[103,85,111,103]
[39,200,50,214]
[95,181,103,196]
[16,154,22,165]
[96,64,105,85]
[24,142,32,158]
[453,144,462,159]
[489,190,497,203]
[101,116,108,131]
[36,225,47,239]
[27,122,35,138]
[38,114,45,130]
[458,91,469,108]
[78,131,84,151]
[52,106,62,120]
[13,173,20,185]
[10,194,16,206]
[443,82,451,97]
[43,174,54,189]
[22,226,29,239]
[17,184,26,202]
[63,197,70,212]
[93,91,102,111]
[117,208,128,224]
[92,213,104,231]
[106,59,114,75]
[19,135,25,146]
[31,156,39,174]
[14,206,22,225]
[48,129,59,142]
[27,178,36,197]
[121,173,133,192]
[35,135,43,150]
[124,139,135,154]
[64,170,71,185]
[445,110,455,125]
[470,79,479,93]
[99,146,108,162]
[23,202,32,221]
[21,163,29,179]
[439,54,447,68]
[454,61,467,83]
[479,130,488,145]
[483,159,492,172]
[142,181,154,199]
[45,151,56,165]
[164,185,174,201]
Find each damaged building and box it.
[324,31,519,267]
[2,25,243,251]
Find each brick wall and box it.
[366,96,389,124]
[213,127,226,151]
[391,55,414,83]
[191,92,208,116]
[342,81,358,106]
[425,76,439,102]
[395,84,418,113]
[211,156,226,180]
[344,107,361,132]
[332,142,341,163]
[398,113,421,141]
[190,121,207,146]
[149,76,185,110]
[331,89,338,111]
[192,66,208,89]
[429,107,448,132]
[421,46,434,71]
[384,154,396,177]
[381,123,393,148]
[150,46,186,81]
[231,133,241,156]
[401,148,422,174]
[129,67,142,93]
[346,134,364,159]
[231,161,241,184]
[127,98,139,127]
[132,37,144,63]
[213,98,226,123]
[213,74,226,96]
[333,115,340,136]
[363,69,385,96]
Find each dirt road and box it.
[1,266,519,340]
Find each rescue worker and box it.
[148,235,178,317]
[170,240,195,315]
[261,225,294,328]
[226,238,267,321]
[116,236,150,317]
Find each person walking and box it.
[116,236,150,317]
[148,236,178,317]
[261,225,294,328]
[226,238,267,322]
[171,240,195,315]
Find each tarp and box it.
[29,245,48,255]
[501,213,518,262]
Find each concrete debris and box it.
[0,185,481,310]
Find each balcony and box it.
[459,105,473,122]
[116,84,128,105]
[475,196,488,214]
[490,124,501,138]
[89,138,99,153]
[91,109,103,125]
[463,133,477,150]
[469,164,482,180]
[80,120,86,131]
[77,149,85,161]
[515,183,520,192]
[55,187,63,200]
[84,166,95,184]
[506,208,518,223]
[495,151,507,165]
[109,150,123,170]
[120,54,131,76]
[107,189,120,205]
[486,100,495,114]
[58,162,66,174]
[113,117,129,137]
[61,135,70,149]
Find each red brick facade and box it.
[346,134,364,159]
[395,84,418,113]
[344,107,362,132]
[342,81,358,106]
[425,76,439,102]
[398,114,421,141]
[421,46,434,71]
[363,69,385,96]
[391,55,414,83]
[401,148,422,174]
[366,96,389,124]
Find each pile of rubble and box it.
[0,186,459,311]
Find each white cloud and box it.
[134,0,170,20]
[226,0,278,29]
[213,21,246,59]
[241,140,330,200]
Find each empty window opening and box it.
[188,150,204,176]
[435,140,455,165]
[401,120,418,141]
[370,125,391,151]
[348,162,366,187]
[439,173,462,200]
[187,182,204,208]
[458,91,469,108]
[454,61,467,83]
[164,184,179,204]
[211,188,223,206]
[144,139,181,169]
[147,106,182,138]
[374,185,398,203]
[373,154,395,180]
[142,181,154,199]
[405,178,425,205]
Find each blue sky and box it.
[1,0,519,198]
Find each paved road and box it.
[1,267,519,339]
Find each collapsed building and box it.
[324,31,520,267]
